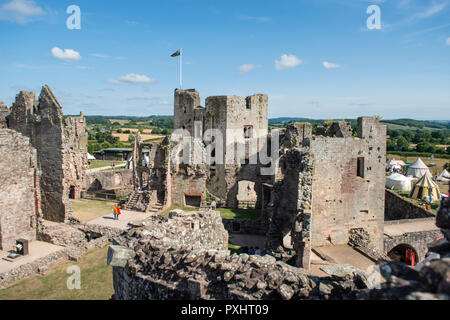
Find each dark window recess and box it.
[357,157,365,178]
[185,195,201,207]
[244,125,253,139]
[246,98,251,109]
[232,221,241,232]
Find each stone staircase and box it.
[123,191,142,210]
[146,202,164,214]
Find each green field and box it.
[88,160,126,169]
[0,246,113,300]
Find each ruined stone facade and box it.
[265,118,386,268]
[130,89,387,270]
[5,86,88,222]
[0,129,40,250]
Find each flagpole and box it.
[180,48,183,90]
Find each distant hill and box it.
[267,117,450,130]
[380,119,450,130]
[268,117,311,123]
[77,115,450,130]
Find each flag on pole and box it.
[171,49,181,57]
[171,49,183,89]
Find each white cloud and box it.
[322,61,341,69]
[407,2,448,23]
[51,47,82,62]
[91,53,108,58]
[239,64,262,74]
[91,53,127,60]
[0,0,44,24]
[275,54,302,70]
[108,73,155,84]
[238,15,271,22]
[446,37,450,45]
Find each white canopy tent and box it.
[406,158,430,178]
[88,153,96,160]
[436,169,450,183]
[386,173,413,192]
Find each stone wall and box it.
[384,220,443,262]
[385,189,435,221]
[86,169,133,191]
[7,86,87,223]
[173,89,201,137]
[222,218,268,235]
[109,209,373,300]
[0,129,40,250]
[309,117,386,250]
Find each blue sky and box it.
[0,0,449,119]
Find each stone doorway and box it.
[185,195,201,207]
[69,185,76,199]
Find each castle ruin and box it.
[0,85,88,252]
[130,89,387,269]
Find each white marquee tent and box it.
[386,159,407,171]
[436,169,450,183]
[88,153,96,160]
[386,173,412,192]
[406,158,430,178]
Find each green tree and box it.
[396,136,410,151]
[416,142,435,153]
[152,127,162,134]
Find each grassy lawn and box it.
[88,160,126,169]
[217,208,260,220]
[228,243,244,255]
[160,206,260,220]
[71,199,118,222]
[0,245,113,300]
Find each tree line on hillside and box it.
[387,129,450,154]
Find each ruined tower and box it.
[0,129,40,250]
[7,85,88,223]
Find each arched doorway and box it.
[388,244,418,266]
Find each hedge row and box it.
[387,152,450,159]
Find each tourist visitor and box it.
[248,247,255,255]
[255,247,261,255]
[113,206,119,220]
[210,200,217,210]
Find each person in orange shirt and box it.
[112,206,118,220]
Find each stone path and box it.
[85,209,157,230]
[0,241,64,274]
[384,219,439,237]
[313,245,375,272]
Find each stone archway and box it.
[388,243,419,266]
